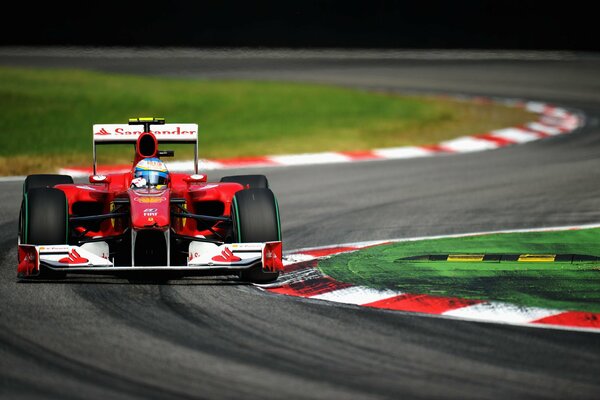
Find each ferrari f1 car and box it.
[17,117,283,283]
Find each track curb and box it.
[58,96,584,176]
[258,224,600,334]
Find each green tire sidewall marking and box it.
[23,193,28,244]
[232,195,241,242]
[65,195,69,244]
[273,192,282,241]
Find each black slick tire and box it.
[20,187,68,279]
[231,188,281,283]
[220,174,269,189]
[23,174,73,193]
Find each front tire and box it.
[22,188,68,245]
[220,174,269,189]
[23,174,73,193]
[231,188,281,283]
[20,188,69,279]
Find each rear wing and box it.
[92,118,199,174]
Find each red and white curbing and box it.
[257,224,600,333]
[59,98,584,176]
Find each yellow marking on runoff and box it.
[447,254,485,262]
[518,254,556,262]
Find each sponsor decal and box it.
[76,185,98,191]
[94,128,111,135]
[263,242,283,271]
[94,127,196,136]
[17,246,39,277]
[212,247,242,263]
[114,128,142,136]
[231,243,261,250]
[134,197,166,203]
[197,184,219,190]
[58,249,89,265]
[265,249,278,261]
[143,208,158,217]
[39,245,70,253]
[131,177,147,188]
[136,159,167,171]
[150,127,196,136]
[19,249,38,264]
[188,242,216,261]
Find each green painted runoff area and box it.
[0,66,534,175]
[318,228,600,313]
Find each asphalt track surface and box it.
[1,49,600,399]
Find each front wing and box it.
[17,241,283,278]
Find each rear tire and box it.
[232,188,281,283]
[220,174,269,189]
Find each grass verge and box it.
[318,228,600,313]
[0,66,535,175]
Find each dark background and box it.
[3,1,597,51]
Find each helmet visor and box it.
[135,170,169,187]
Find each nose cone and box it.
[128,188,170,229]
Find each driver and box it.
[131,157,170,189]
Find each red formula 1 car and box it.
[17,117,283,283]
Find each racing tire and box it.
[20,188,69,279]
[22,188,68,245]
[231,188,281,283]
[220,174,269,189]
[20,174,72,245]
[23,174,73,193]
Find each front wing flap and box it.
[17,241,283,278]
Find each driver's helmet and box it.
[131,157,170,189]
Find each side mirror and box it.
[184,174,207,183]
[89,175,111,184]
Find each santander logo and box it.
[59,249,89,264]
[94,128,111,136]
[211,247,241,263]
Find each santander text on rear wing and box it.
[93,123,198,143]
[92,118,199,174]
